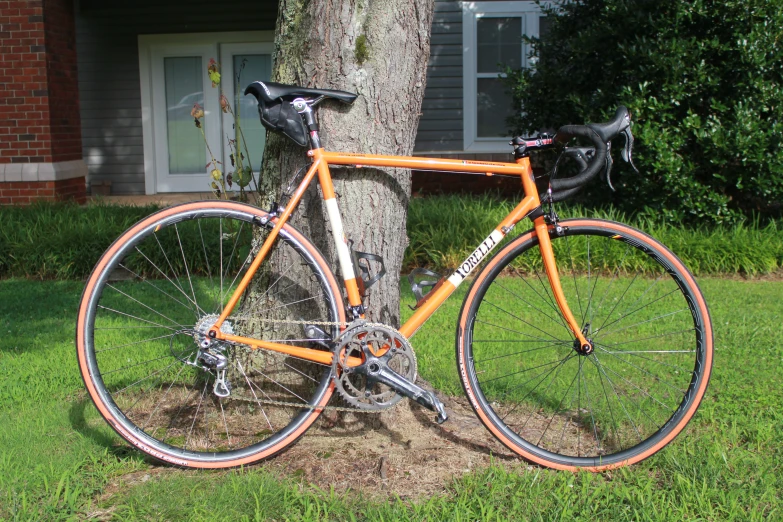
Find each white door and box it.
[151,44,221,193]
[139,33,273,194]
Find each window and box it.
[462,2,546,152]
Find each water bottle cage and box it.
[408,267,445,310]
[349,242,386,297]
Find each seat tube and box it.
[311,149,364,312]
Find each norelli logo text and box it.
[456,235,498,278]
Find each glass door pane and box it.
[164,57,205,174]
[232,54,271,172]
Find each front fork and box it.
[533,216,591,352]
[516,157,590,352]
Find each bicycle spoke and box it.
[106,283,188,329]
[185,379,210,451]
[175,223,201,315]
[589,353,645,444]
[235,359,274,431]
[96,333,179,354]
[196,220,216,311]
[134,246,205,316]
[475,319,561,344]
[594,346,686,397]
[219,221,246,307]
[515,354,574,433]
[481,300,564,342]
[536,367,580,447]
[491,279,572,336]
[119,263,195,314]
[596,308,689,340]
[482,355,566,384]
[152,232,193,313]
[142,363,189,431]
[581,357,602,454]
[475,340,568,364]
[594,288,680,336]
[97,305,181,332]
[100,353,178,376]
[218,399,231,445]
[249,367,308,404]
[533,266,571,332]
[591,244,631,323]
[564,234,585,322]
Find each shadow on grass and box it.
[68,397,151,464]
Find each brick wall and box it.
[0,177,84,204]
[42,0,81,162]
[0,0,85,203]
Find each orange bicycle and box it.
[76,82,713,471]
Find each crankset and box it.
[332,323,448,423]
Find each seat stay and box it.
[210,158,322,333]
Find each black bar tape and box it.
[550,125,607,191]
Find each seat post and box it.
[292,98,321,149]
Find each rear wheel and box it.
[76,201,344,468]
[457,219,713,470]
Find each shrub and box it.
[2,198,782,280]
[508,0,783,224]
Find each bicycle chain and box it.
[216,315,407,413]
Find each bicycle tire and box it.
[456,218,713,470]
[76,201,345,468]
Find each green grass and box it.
[405,194,783,276]
[2,196,783,279]
[1,278,781,520]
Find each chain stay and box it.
[217,315,408,413]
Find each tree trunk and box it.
[256,0,435,327]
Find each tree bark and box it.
[256,0,435,327]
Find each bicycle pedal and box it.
[433,398,449,424]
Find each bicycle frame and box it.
[209,148,589,365]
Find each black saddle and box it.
[244,81,358,104]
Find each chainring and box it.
[332,323,417,410]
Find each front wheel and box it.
[456,219,713,470]
[76,201,345,468]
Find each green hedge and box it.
[1,197,782,280]
[508,0,783,225]
[405,194,783,275]
[0,202,160,280]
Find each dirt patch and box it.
[91,392,542,507]
[259,392,526,499]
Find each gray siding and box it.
[76,0,472,194]
[414,0,464,153]
[75,0,276,194]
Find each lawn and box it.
[0,276,781,520]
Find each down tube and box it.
[399,196,538,339]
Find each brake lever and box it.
[604,142,615,191]
[621,127,639,173]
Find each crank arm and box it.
[356,359,449,424]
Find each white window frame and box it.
[138,31,273,194]
[462,1,543,153]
